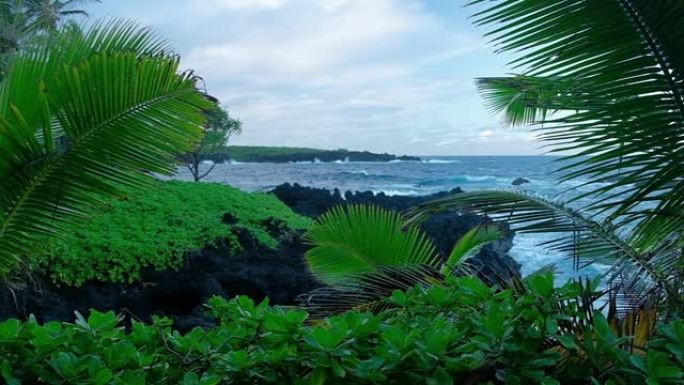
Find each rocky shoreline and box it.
[0,183,519,330]
[272,183,520,280]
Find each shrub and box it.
[32,180,312,286]
[0,275,681,384]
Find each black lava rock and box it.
[512,177,530,186]
[0,228,320,332]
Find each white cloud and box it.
[479,129,494,138]
[186,0,422,81]
[88,0,530,154]
[211,0,287,10]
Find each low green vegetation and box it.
[209,146,419,163]
[1,275,682,385]
[34,181,311,286]
[229,145,331,160]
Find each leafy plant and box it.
[0,20,212,277]
[0,275,681,384]
[394,0,684,317]
[33,180,312,285]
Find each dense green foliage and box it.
[0,20,211,277]
[228,145,333,160]
[1,275,682,384]
[34,180,312,286]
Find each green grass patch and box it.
[34,180,312,286]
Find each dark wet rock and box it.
[221,212,238,224]
[259,217,291,238]
[0,229,320,332]
[271,183,520,282]
[512,177,530,186]
[272,182,464,217]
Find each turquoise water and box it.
[174,156,613,283]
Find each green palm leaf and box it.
[0,20,211,275]
[442,225,501,274]
[468,0,684,250]
[298,264,444,318]
[406,190,682,307]
[302,207,505,316]
[304,204,440,285]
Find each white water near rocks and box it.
[174,156,616,284]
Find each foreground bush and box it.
[1,276,682,384]
[33,181,312,286]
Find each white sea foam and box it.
[510,233,609,285]
[371,189,425,196]
[421,159,460,164]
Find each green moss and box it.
[34,180,312,286]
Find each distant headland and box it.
[204,146,421,163]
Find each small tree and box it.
[184,105,242,182]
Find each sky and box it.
[84,0,540,156]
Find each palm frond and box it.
[297,265,443,319]
[405,190,681,304]
[476,76,606,127]
[304,204,439,286]
[469,0,684,250]
[0,20,210,275]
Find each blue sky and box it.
[85,0,539,155]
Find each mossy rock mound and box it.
[34,180,312,286]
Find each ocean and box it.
[174,156,610,284]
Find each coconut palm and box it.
[24,0,97,31]
[0,0,94,55]
[467,0,683,250]
[0,20,211,277]
[404,0,684,314]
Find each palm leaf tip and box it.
[443,225,502,274]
